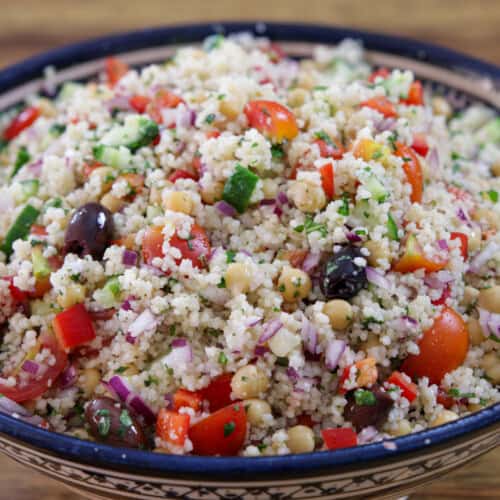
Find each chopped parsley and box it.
[387,131,399,152]
[203,34,224,52]
[372,150,383,160]
[217,276,226,288]
[293,214,328,238]
[205,327,222,337]
[218,351,228,366]
[337,193,350,216]
[96,410,111,437]
[276,356,289,367]
[11,146,31,178]
[205,113,216,124]
[49,123,66,136]
[226,250,237,263]
[271,144,284,160]
[223,421,236,437]
[314,130,333,145]
[144,375,159,387]
[487,189,498,203]
[354,389,376,406]
[114,366,128,374]
[447,388,476,399]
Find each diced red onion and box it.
[346,231,362,243]
[240,249,252,257]
[108,375,132,401]
[301,318,318,354]
[376,117,396,132]
[125,333,136,344]
[258,319,283,344]
[246,316,263,327]
[59,364,78,389]
[254,345,269,357]
[358,426,378,444]
[457,207,469,223]
[171,338,187,348]
[277,191,289,205]
[286,366,299,382]
[427,148,439,170]
[162,342,193,367]
[401,315,418,326]
[127,308,157,341]
[176,107,194,130]
[27,159,43,178]
[164,393,174,408]
[0,395,45,427]
[215,200,237,217]
[189,109,197,126]
[325,339,346,370]
[122,249,138,267]
[437,239,449,250]
[302,252,321,273]
[260,198,276,206]
[273,205,283,217]
[21,360,39,375]
[121,297,134,311]
[126,393,156,424]
[469,241,499,274]
[89,308,116,321]
[478,308,500,338]
[366,266,390,289]
[105,95,133,112]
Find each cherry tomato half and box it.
[393,234,448,273]
[401,307,469,385]
[3,106,40,141]
[411,133,429,157]
[199,373,234,412]
[129,95,151,114]
[105,57,129,87]
[395,142,423,203]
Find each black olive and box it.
[320,246,367,299]
[343,384,394,431]
[64,202,114,260]
[85,397,147,448]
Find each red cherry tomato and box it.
[52,303,96,352]
[368,67,390,83]
[142,226,165,265]
[105,57,129,87]
[401,307,469,385]
[386,371,418,402]
[393,234,448,273]
[437,390,455,409]
[395,142,423,203]
[168,169,198,183]
[156,409,190,446]
[129,95,151,114]
[173,389,203,412]
[0,332,67,402]
[411,133,429,157]
[3,106,40,141]
[360,96,397,118]
[319,162,335,199]
[321,428,357,450]
[401,81,424,106]
[244,100,298,143]
[450,232,468,260]
[189,403,247,456]
[199,373,234,412]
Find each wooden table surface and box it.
[0,1,498,498]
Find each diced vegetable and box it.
[94,276,121,308]
[19,179,40,201]
[173,388,202,411]
[387,371,418,402]
[222,164,259,213]
[168,169,198,183]
[338,357,378,394]
[3,106,40,141]
[393,234,448,273]
[1,204,40,258]
[368,68,390,83]
[395,142,423,203]
[52,303,96,352]
[411,133,429,157]
[401,307,469,384]
[363,174,388,202]
[401,81,424,106]
[11,146,31,178]
[156,409,190,446]
[244,100,299,143]
[475,117,500,144]
[450,232,468,260]
[101,115,159,152]
[360,96,397,118]
[319,162,335,199]
[31,246,51,279]
[353,138,390,165]
[387,213,399,241]
[129,95,151,114]
[199,373,234,412]
[105,57,129,87]
[321,427,357,450]
[93,144,131,168]
[314,132,344,159]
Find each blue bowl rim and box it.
[0,21,498,479]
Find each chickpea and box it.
[219,99,241,120]
[461,286,479,308]
[430,409,459,427]
[286,425,315,453]
[490,163,500,177]
[262,178,278,198]
[278,266,312,302]
[477,286,500,314]
[231,365,270,399]
[467,318,485,346]
[244,399,272,426]
[81,368,100,397]
[364,240,390,267]
[389,419,412,437]
[472,208,499,230]
[100,193,125,213]
[225,262,252,295]
[467,227,482,254]
[288,88,308,108]
[163,191,194,215]
[201,181,224,205]
[431,96,452,118]
[288,180,326,213]
[57,284,86,309]
[323,299,353,330]
[481,352,500,384]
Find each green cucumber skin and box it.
[222,165,259,213]
[1,204,40,257]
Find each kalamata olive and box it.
[343,384,394,431]
[64,202,114,260]
[85,397,147,448]
[320,246,367,300]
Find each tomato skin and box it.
[199,373,234,412]
[168,169,198,183]
[129,95,151,114]
[173,389,203,412]
[322,428,357,450]
[147,89,184,124]
[296,413,315,428]
[142,226,165,265]
[437,390,455,409]
[105,57,129,87]
[3,276,29,304]
[244,100,298,143]
[411,133,429,157]
[386,371,418,402]
[319,162,335,199]
[393,234,448,273]
[315,138,344,160]
[450,232,468,260]
[189,403,247,456]
[401,81,424,106]
[395,142,423,203]
[360,96,397,118]
[431,285,451,306]
[3,106,40,141]
[52,303,96,352]
[0,332,67,402]
[401,307,469,385]
[368,67,390,83]
[156,409,190,446]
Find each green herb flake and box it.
[11,146,31,178]
[205,113,216,124]
[387,213,399,241]
[271,144,284,160]
[223,421,236,437]
[276,356,289,367]
[218,351,228,366]
[226,250,237,263]
[145,375,159,387]
[49,123,66,137]
[293,214,328,238]
[337,194,350,216]
[114,366,128,374]
[354,389,376,406]
[487,190,498,203]
[314,130,334,146]
[217,276,227,289]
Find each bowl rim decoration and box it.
[0,21,498,483]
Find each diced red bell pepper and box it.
[168,169,198,183]
[315,137,344,160]
[156,408,190,446]
[450,232,468,260]
[147,89,185,124]
[129,95,151,114]
[105,57,129,87]
[3,106,40,141]
[173,388,203,412]
[322,428,358,450]
[368,67,390,83]
[360,96,397,118]
[411,133,429,157]
[199,373,234,412]
[431,285,451,306]
[52,303,96,352]
[395,142,423,203]
[437,390,454,409]
[387,371,418,403]
[3,276,29,304]
[401,81,424,106]
[30,224,48,237]
[319,162,335,199]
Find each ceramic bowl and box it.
[0,22,498,500]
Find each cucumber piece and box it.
[58,82,82,101]
[11,146,31,178]
[93,144,131,169]
[222,164,259,213]
[1,204,40,257]
[32,246,51,279]
[475,117,500,145]
[364,174,388,203]
[387,212,399,241]
[20,179,40,201]
[101,115,159,152]
[94,276,121,308]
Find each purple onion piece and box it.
[258,319,283,344]
[122,249,138,266]
[254,345,269,357]
[325,339,346,370]
[365,267,390,289]
[59,364,78,389]
[277,191,289,205]
[259,198,276,206]
[437,239,449,251]
[126,393,156,424]
[302,252,321,273]
[108,375,132,401]
[171,338,187,348]
[215,200,237,217]
[21,360,39,375]
[346,231,362,243]
[246,316,263,327]
[301,318,318,354]
[286,366,299,382]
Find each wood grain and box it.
[0,0,498,498]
